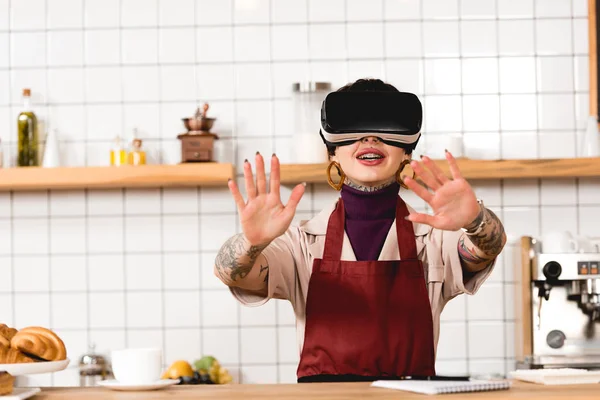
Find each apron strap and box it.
[322,199,345,261]
[395,196,418,260]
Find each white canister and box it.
[293,134,329,164]
[291,82,331,164]
[444,134,464,158]
[582,116,600,157]
[42,129,61,167]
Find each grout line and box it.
[495,0,505,160]
[381,0,388,81]
[0,51,594,74]
[266,0,281,384]
[0,15,588,34]
[0,89,591,109]
[75,7,89,360]
[343,0,349,80]
[159,186,167,366]
[121,188,128,345]
[571,0,581,156]
[531,1,541,160]
[198,186,204,358]
[6,0,14,332]
[9,190,15,327]
[155,0,165,165]
[3,203,597,223]
[229,0,244,384]
[84,188,91,355]
[455,0,471,374]
[194,0,204,364]
[47,323,295,329]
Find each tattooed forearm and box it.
[462,206,484,232]
[458,207,507,272]
[214,233,269,288]
[259,264,269,283]
[458,237,485,264]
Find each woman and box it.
[214,79,506,382]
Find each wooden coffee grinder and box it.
[177,103,219,162]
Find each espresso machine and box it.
[516,237,600,369]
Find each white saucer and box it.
[0,388,41,400]
[0,359,70,376]
[97,379,179,391]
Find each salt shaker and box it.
[79,344,112,387]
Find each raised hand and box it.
[228,153,306,246]
[403,151,480,231]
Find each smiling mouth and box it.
[357,153,384,160]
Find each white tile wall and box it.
[0,0,593,386]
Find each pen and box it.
[400,375,471,381]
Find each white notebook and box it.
[509,368,600,385]
[371,379,511,395]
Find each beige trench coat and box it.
[231,197,495,358]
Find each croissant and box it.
[0,344,35,364]
[0,324,17,347]
[10,327,67,362]
[0,372,15,395]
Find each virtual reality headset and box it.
[319,91,422,150]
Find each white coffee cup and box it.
[542,231,579,253]
[111,347,162,385]
[574,235,600,253]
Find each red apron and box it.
[297,196,436,382]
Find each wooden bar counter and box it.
[34,381,600,399]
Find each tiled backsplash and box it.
[0,0,597,386]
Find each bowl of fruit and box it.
[161,356,232,385]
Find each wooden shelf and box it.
[3,158,598,191]
[279,158,600,184]
[0,163,234,191]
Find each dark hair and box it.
[325,78,412,157]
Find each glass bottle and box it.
[17,88,39,166]
[110,136,126,166]
[128,138,146,165]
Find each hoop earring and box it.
[396,160,415,190]
[326,161,345,191]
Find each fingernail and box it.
[244,159,248,163]
[256,151,260,155]
[419,155,424,159]
[227,178,232,182]
[444,149,448,153]
[404,216,411,220]
[302,182,307,187]
[272,153,276,158]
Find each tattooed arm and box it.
[214,234,270,294]
[457,206,507,273]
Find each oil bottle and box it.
[128,138,146,165]
[110,136,127,166]
[17,88,39,166]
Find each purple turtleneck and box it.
[340,182,400,261]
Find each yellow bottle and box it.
[128,138,146,165]
[110,136,126,166]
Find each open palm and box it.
[228,153,305,246]
[403,151,480,231]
